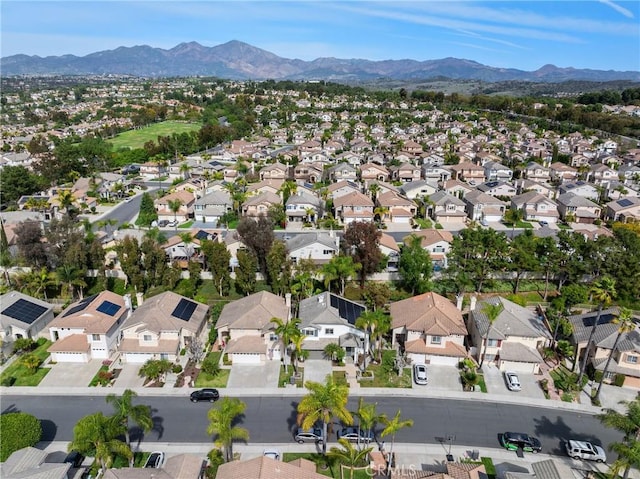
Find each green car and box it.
[500,432,542,453]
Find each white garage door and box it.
[52,352,88,363]
[124,353,154,364]
[499,360,537,374]
[428,355,460,366]
[231,353,262,364]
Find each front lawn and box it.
[359,351,412,388]
[0,339,52,386]
[279,364,304,388]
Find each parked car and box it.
[263,449,281,461]
[63,451,84,468]
[337,427,374,443]
[144,451,165,468]
[500,432,542,453]
[539,220,549,227]
[190,388,219,402]
[504,371,521,391]
[157,220,169,227]
[167,220,178,227]
[295,426,324,444]
[413,364,428,385]
[565,440,606,462]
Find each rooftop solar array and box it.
[617,198,633,207]
[63,293,98,317]
[1,299,48,325]
[96,300,121,317]
[330,294,365,325]
[172,298,198,322]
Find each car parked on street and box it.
[144,451,165,468]
[190,388,219,402]
[504,371,521,391]
[413,364,428,385]
[565,440,606,462]
[295,426,324,444]
[500,432,542,453]
[337,427,374,443]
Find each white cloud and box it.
[598,0,635,18]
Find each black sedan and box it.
[190,388,220,403]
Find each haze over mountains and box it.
[2,40,639,82]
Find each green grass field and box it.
[107,121,201,151]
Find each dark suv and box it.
[64,451,84,468]
[500,432,542,453]
[190,388,220,402]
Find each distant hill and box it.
[2,40,639,82]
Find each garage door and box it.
[428,355,460,366]
[306,349,326,360]
[52,352,88,363]
[231,353,262,364]
[499,360,537,374]
[124,353,154,364]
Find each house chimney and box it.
[123,293,132,316]
[456,294,464,311]
[469,295,477,311]
[136,292,144,308]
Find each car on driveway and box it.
[63,451,84,468]
[500,432,542,453]
[263,449,281,460]
[144,451,165,468]
[190,388,219,402]
[413,364,428,385]
[565,440,606,462]
[504,371,521,391]
[337,427,374,443]
[295,426,324,444]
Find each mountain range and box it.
[2,40,639,83]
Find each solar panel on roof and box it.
[330,294,365,325]
[96,300,121,317]
[1,299,48,325]
[63,293,98,317]
[617,198,633,207]
[172,298,198,321]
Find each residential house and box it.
[379,232,401,271]
[118,292,209,364]
[589,163,618,186]
[605,197,640,222]
[161,235,202,267]
[216,291,290,364]
[327,180,361,199]
[468,296,551,373]
[298,292,366,362]
[390,163,422,183]
[326,162,358,182]
[421,164,452,182]
[556,192,601,223]
[286,232,340,265]
[428,191,467,224]
[549,162,578,183]
[241,191,282,219]
[483,161,513,182]
[568,307,640,388]
[285,191,322,225]
[376,191,417,225]
[390,292,468,366]
[557,181,600,202]
[399,180,439,200]
[259,162,290,181]
[47,291,129,362]
[333,191,375,224]
[402,229,453,270]
[360,162,390,186]
[523,162,551,182]
[463,190,508,223]
[192,190,232,224]
[155,190,196,223]
[294,162,324,184]
[392,462,487,479]
[140,161,167,178]
[102,454,205,479]
[246,179,284,196]
[516,179,555,199]
[511,192,560,223]
[216,456,327,479]
[477,181,517,198]
[0,291,54,342]
[441,179,474,199]
[448,162,485,184]
[0,447,71,479]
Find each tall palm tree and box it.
[105,389,153,465]
[290,333,307,374]
[368,182,381,202]
[380,410,414,472]
[595,308,636,402]
[271,317,301,368]
[55,264,87,300]
[25,267,56,300]
[353,398,383,450]
[68,412,132,474]
[167,199,183,229]
[322,255,360,296]
[597,398,640,479]
[297,374,353,455]
[328,438,373,479]
[577,276,617,386]
[206,397,250,463]
[356,310,387,369]
[478,300,504,368]
[57,189,75,214]
[608,441,640,479]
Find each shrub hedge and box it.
[0,412,42,461]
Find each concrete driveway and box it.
[226,361,281,389]
[482,363,545,399]
[39,359,104,388]
[416,365,462,392]
[303,359,333,385]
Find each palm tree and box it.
[368,182,381,202]
[597,398,640,479]
[167,199,183,229]
[297,374,353,455]
[57,189,75,214]
[355,310,387,369]
[68,412,132,475]
[353,398,383,450]
[328,438,373,479]
[290,333,307,374]
[207,397,250,463]
[25,267,56,300]
[577,277,617,386]
[323,342,344,364]
[504,207,523,235]
[55,264,87,300]
[271,317,302,369]
[105,389,153,464]
[380,410,414,472]
[478,299,504,368]
[608,441,640,479]
[322,255,360,296]
[595,308,636,402]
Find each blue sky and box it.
[2,1,639,72]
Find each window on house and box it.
[143,334,152,342]
[325,328,334,335]
[430,336,442,345]
[92,334,100,341]
[323,250,333,255]
[487,339,499,347]
[627,355,638,364]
